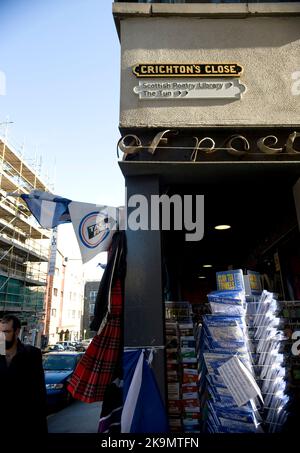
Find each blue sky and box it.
[0,0,122,274]
[0,0,124,207]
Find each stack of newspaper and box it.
[199,270,264,433]
[248,290,289,432]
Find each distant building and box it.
[44,243,85,344]
[83,281,99,339]
[44,240,66,345]
[0,135,51,347]
[60,258,84,342]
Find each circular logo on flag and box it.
[78,211,110,249]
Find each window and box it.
[43,354,77,371]
[78,310,81,318]
[89,303,95,315]
[72,310,76,319]
[51,308,57,317]
[53,288,58,297]
[89,290,97,302]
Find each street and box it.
[47,400,102,433]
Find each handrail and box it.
[0,193,48,234]
[0,135,50,191]
[0,245,14,263]
[0,217,27,239]
[0,276,9,291]
[0,233,49,258]
[0,264,47,282]
[0,194,31,219]
[1,159,35,192]
[0,215,17,234]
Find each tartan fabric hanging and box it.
[67,280,122,403]
[67,232,125,403]
[90,231,126,332]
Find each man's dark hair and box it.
[1,314,21,331]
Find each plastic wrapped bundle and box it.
[249,290,289,432]
[199,282,262,433]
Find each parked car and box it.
[81,338,93,350]
[56,341,76,351]
[42,343,65,354]
[43,351,84,408]
[73,341,86,352]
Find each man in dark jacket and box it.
[0,314,48,435]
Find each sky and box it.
[0,0,123,277]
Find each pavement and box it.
[47,400,102,433]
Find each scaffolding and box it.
[0,133,52,344]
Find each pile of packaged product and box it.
[198,269,289,433]
[247,289,289,432]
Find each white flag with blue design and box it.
[68,201,118,263]
[19,190,122,263]
[20,190,71,228]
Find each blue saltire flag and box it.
[121,349,169,433]
[20,190,72,229]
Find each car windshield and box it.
[43,355,77,371]
[47,344,63,350]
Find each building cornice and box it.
[113,2,300,38]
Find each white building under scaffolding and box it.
[0,135,52,346]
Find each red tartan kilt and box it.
[67,316,121,403]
